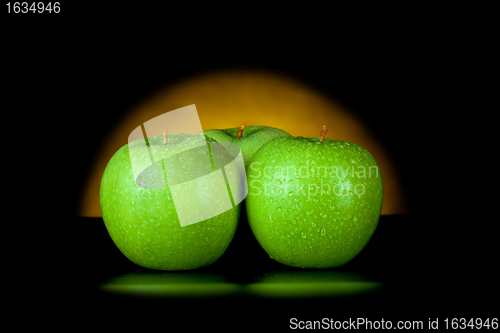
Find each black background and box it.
[2,5,495,330]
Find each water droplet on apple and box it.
[278,188,284,195]
[288,191,294,197]
[293,197,299,203]
[301,233,307,239]
[353,216,357,221]
[311,222,316,227]
[334,211,340,215]
[276,179,282,185]
[269,198,274,203]
[277,207,282,212]
[320,212,328,218]
[321,229,327,236]
[269,175,273,181]
[289,179,294,185]
[306,210,313,216]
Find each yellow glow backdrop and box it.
[79,69,408,217]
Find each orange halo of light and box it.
[79,68,408,217]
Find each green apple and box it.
[203,125,291,170]
[245,126,383,268]
[100,133,242,271]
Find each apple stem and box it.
[236,124,246,138]
[163,129,168,144]
[319,125,328,142]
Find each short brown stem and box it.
[319,125,328,142]
[236,124,246,138]
[163,129,168,144]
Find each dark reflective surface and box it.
[100,267,383,299]
[46,214,497,330]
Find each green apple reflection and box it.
[99,270,242,298]
[246,270,383,299]
[99,269,382,299]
